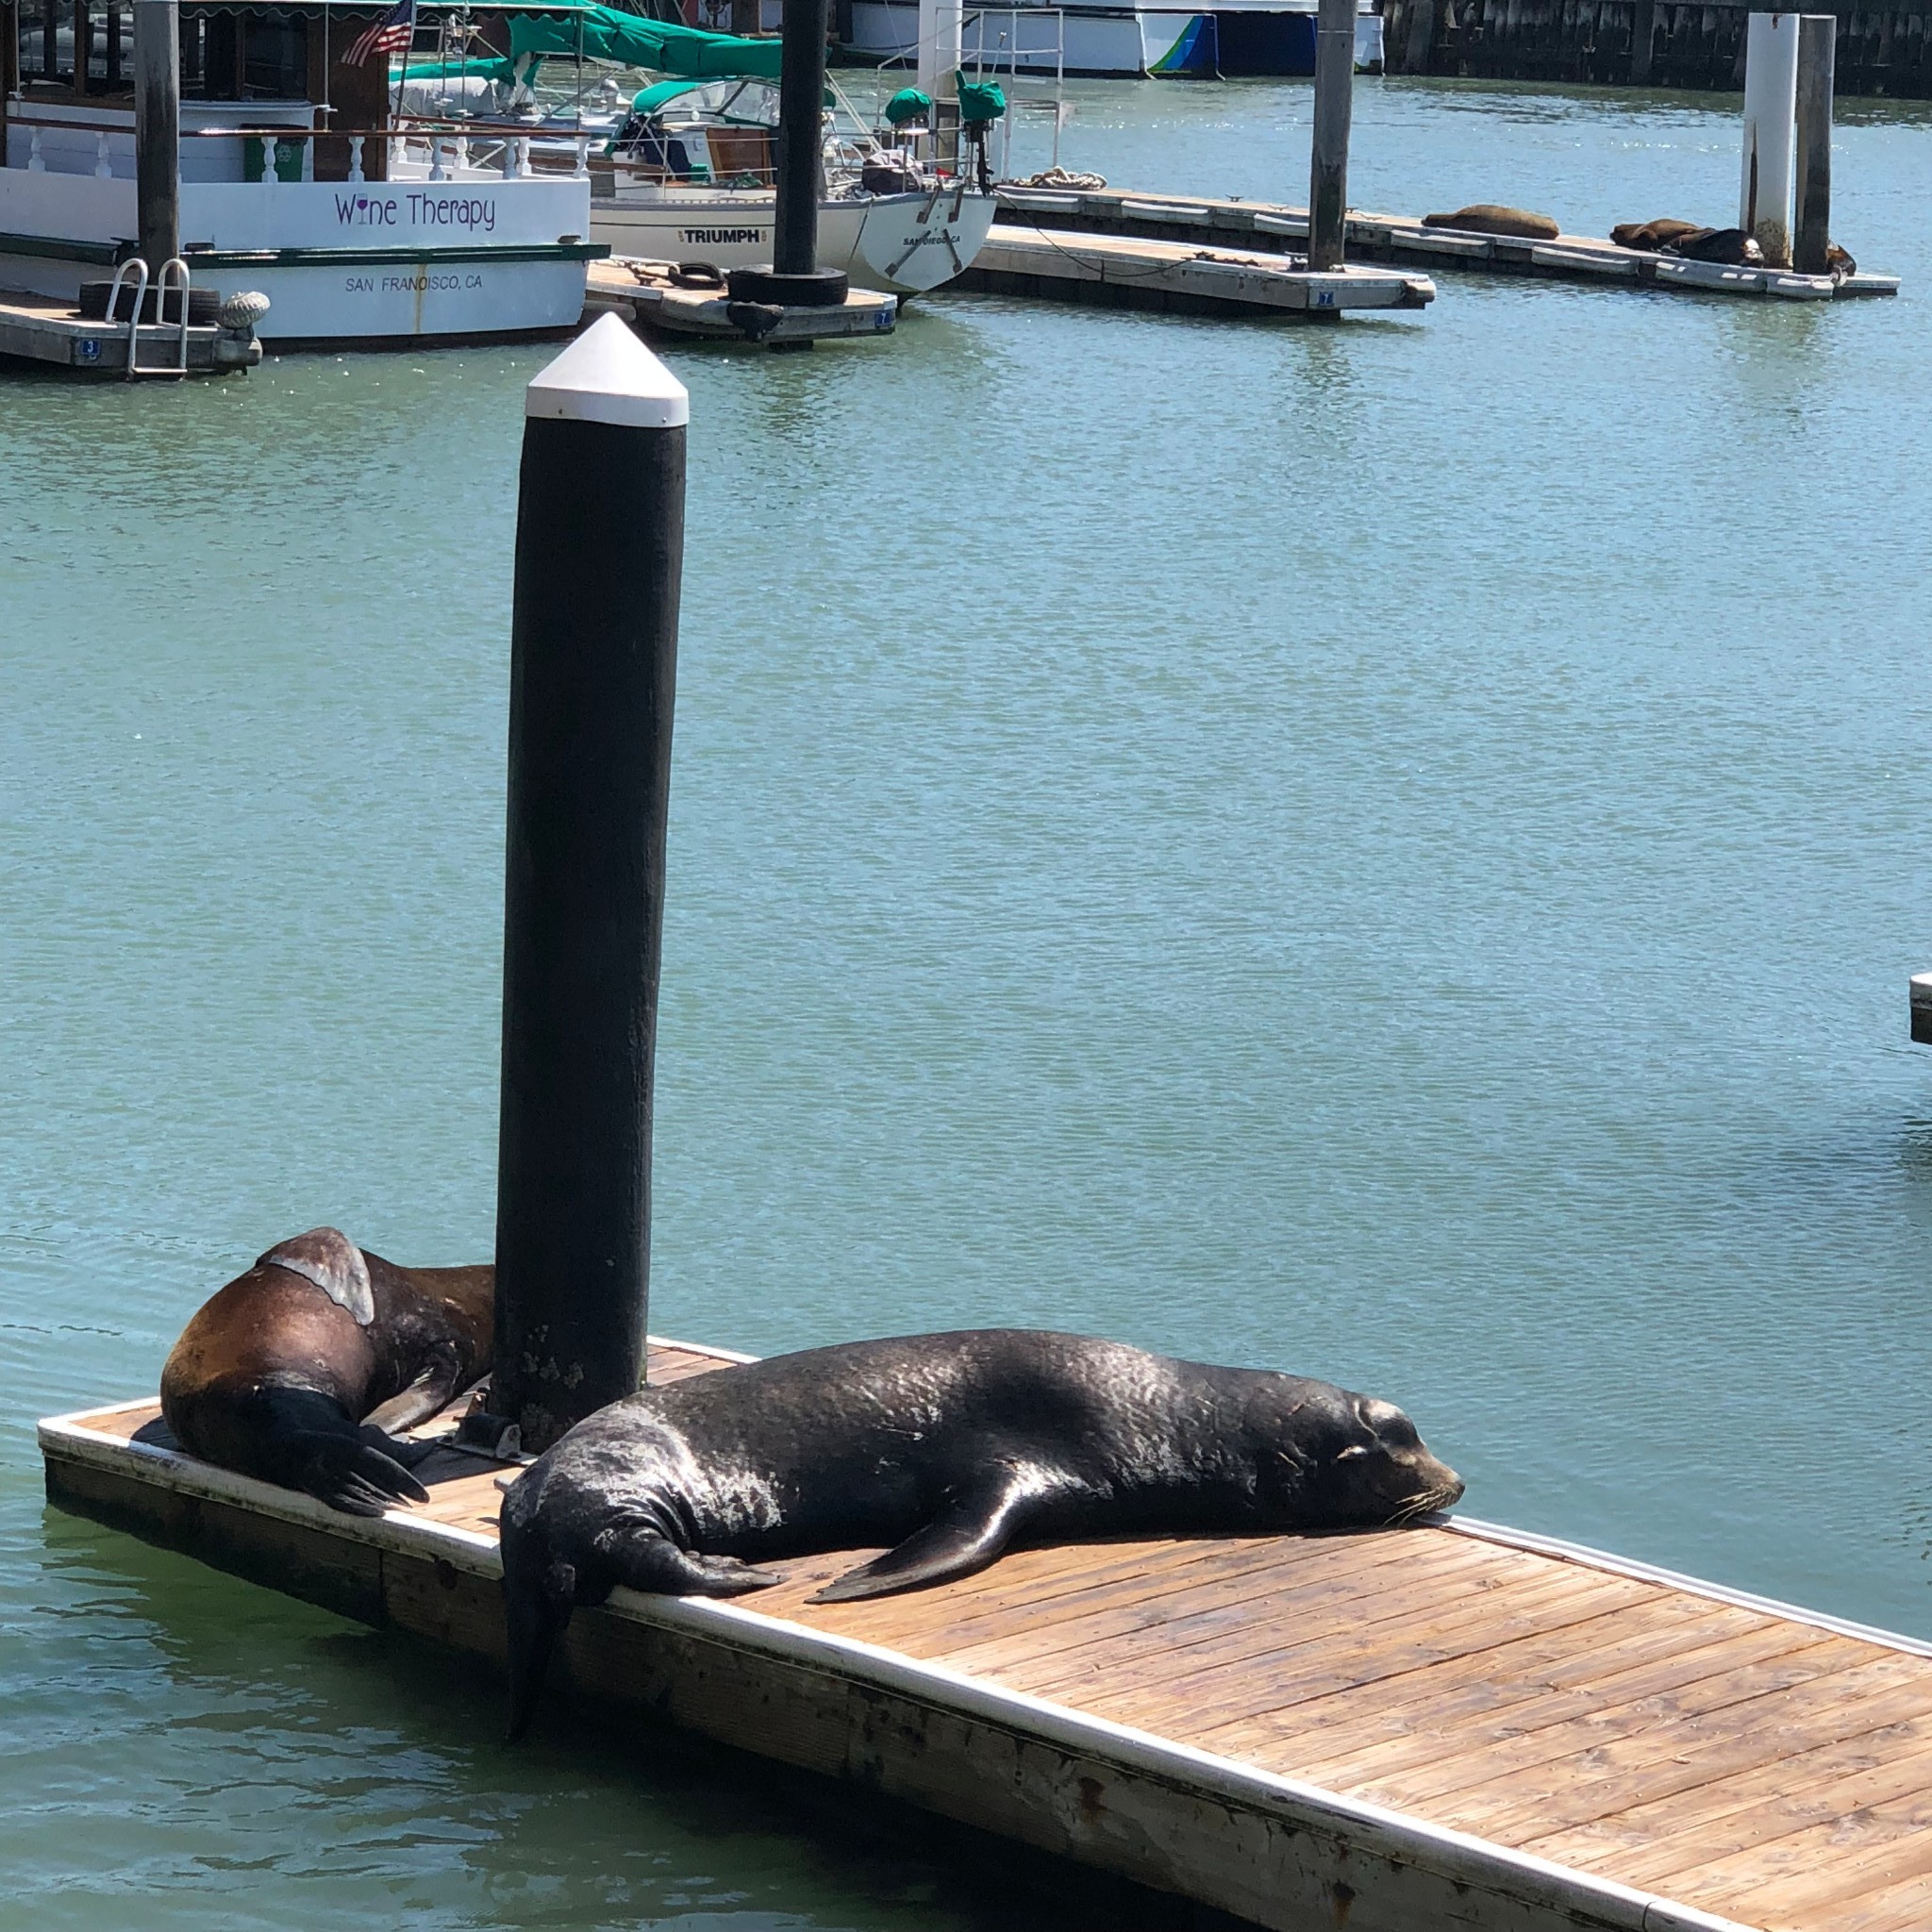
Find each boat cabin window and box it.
[16,0,136,92]
[175,7,308,100]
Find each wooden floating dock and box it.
[584,258,897,346]
[42,1337,1932,1932]
[994,186,1901,304]
[1909,971,1932,1044]
[956,224,1434,319]
[0,288,252,375]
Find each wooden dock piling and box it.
[40,1348,1932,1932]
[132,0,180,275]
[494,316,688,1451]
[1792,15,1837,276]
[1307,0,1356,274]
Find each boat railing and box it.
[5,110,589,185]
[868,8,1066,185]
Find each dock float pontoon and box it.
[584,258,897,345]
[994,186,1901,303]
[955,225,1433,317]
[0,286,258,374]
[40,1338,1932,1932]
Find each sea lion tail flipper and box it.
[288,1428,432,1516]
[608,1533,781,1597]
[505,1553,576,1744]
[810,1474,1041,1604]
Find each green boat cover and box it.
[509,7,782,79]
[400,54,536,84]
[957,75,1006,123]
[883,86,931,126]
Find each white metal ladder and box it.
[103,256,193,378]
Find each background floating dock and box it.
[584,259,897,346]
[994,187,1900,303]
[956,225,1435,318]
[41,1340,1932,1932]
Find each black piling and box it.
[727,0,847,315]
[1793,13,1837,277]
[132,0,180,273]
[1307,0,1355,274]
[492,314,690,1454]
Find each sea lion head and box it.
[1249,1376,1463,1530]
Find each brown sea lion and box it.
[160,1227,493,1516]
[1825,242,1857,276]
[1610,217,1706,251]
[1422,204,1560,241]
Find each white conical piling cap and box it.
[525,311,689,430]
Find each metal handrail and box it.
[102,255,146,378]
[152,257,192,375]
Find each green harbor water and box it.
[5,75,1932,1929]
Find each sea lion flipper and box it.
[362,1353,464,1435]
[809,1474,1040,1604]
[258,1227,375,1327]
[288,1429,432,1517]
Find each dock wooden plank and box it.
[38,1373,1932,1932]
[1544,1736,1932,1888]
[1422,1653,1932,1840]
[1047,1568,1657,1721]
[1276,1620,1841,1790]
[1305,1635,1867,1807]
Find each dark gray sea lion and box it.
[1661,226,1763,265]
[1422,204,1560,241]
[499,1330,1463,1739]
[160,1228,493,1517]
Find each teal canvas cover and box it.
[509,7,782,79]
[957,75,1006,123]
[400,54,532,83]
[883,86,931,126]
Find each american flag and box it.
[342,0,417,66]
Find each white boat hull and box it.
[0,122,597,343]
[591,187,997,294]
[844,0,1385,76]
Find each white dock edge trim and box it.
[645,1333,760,1365]
[525,310,689,430]
[1446,1514,1932,1660]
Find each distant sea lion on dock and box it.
[498,1329,1463,1740]
[1609,220,1764,265]
[1422,205,1560,241]
[1610,217,1706,251]
[160,1228,492,1517]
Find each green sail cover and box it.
[400,55,535,84]
[957,75,1007,123]
[509,7,782,79]
[883,86,931,126]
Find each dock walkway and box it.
[958,225,1434,318]
[41,1340,1932,1932]
[994,186,1902,303]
